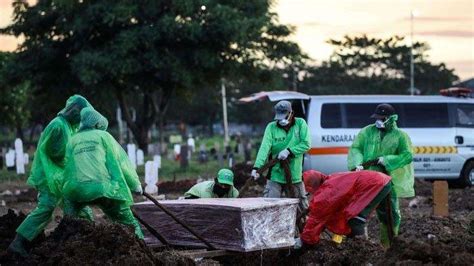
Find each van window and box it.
[320,102,453,128]
[344,103,378,128]
[321,104,342,128]
[403,103,450,127]
[456,104,474,127]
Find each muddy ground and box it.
[0,178,472,265]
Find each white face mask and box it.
[375,119,386,129]
[278,119,290,126]
[277,111,293,126]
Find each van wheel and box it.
[450,161,474,188]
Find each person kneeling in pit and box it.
[184,169,239,199]
[295,170,392,249]
[62,107,144,239]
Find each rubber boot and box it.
[7,233,29,257]
[348,216,367,237]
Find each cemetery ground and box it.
[1,164,473,265]
[0,135,472,265]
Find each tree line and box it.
[0,0,458,149]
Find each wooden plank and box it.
[433,180,449,217]
[179,249,231,259]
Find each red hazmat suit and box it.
[300,170,391,245]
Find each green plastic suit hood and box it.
[58,95,92,126]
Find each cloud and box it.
[401,16,473,22]
[416,30,474,38]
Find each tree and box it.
[300,35,459,95]
[0,52,31,139]
[2,0,304,150]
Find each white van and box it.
[240,92,474,187]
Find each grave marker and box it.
[136,149,144,166]
[433,181,449,217]
[14,139,25,174]
[145,161,158,194]
[127,144,137,169]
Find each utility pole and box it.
[221,79,229,145]
[292,65,298,91]
[410,10,415,95]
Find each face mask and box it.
[278,112,293,126]
[375,119,386,129]
[213,183,230,197]
[278,119,290,126]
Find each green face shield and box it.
[79,107,109,131]
[58,95,92,125]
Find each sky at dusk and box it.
[0,0,472,79]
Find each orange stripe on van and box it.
[308,147,349,155]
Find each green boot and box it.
[7,233,29,257]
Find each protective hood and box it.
[79,107,109,131]
[303,170,327,195]
[58,95,92,125]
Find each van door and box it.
[455,103,474,146]
[453,102,474,185]
[401,103,461,179]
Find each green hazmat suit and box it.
[347,114,414,246]
[62,107,144,239]
[254,118,311,184]
[184,181,239,199]
[16,95,93,241]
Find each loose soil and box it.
[1,179,472,265]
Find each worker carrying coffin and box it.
[295,170,392,249]
[251,100,311,212]
[347,103,414,247]
[184,169,239,199]
[62,107,144,239]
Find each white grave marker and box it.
[187,135,195,152]
[14,139,25,174]
[6,149,15,168]
[144,161,158,194]
[153,155,162,169]
[173,144,181,160]
[127,144,137,169]
[136,149,144,166]
[24,153,29,165]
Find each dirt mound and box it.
[449,187,474,212]
[0,209,45,265]
[7,218,157,265]
[413,179,473,212]
[217,238,383,265]
[0,210,26,251]
[378,215,474,265]
[297,238,384,265]
[399,215,474,253]
[383,236,474,265]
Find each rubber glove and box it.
[294,237,303,249]
[378,157,385,166]
[134,185,143,195]
[278,149,290,160]
[251,169,260,180]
